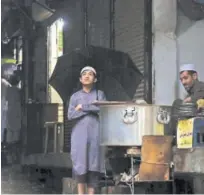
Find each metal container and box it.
[96,101,171,146]
[139,135,173,181]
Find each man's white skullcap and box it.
[80,66,97,75]
[180,64,196,73]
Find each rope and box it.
[134,158,171,166]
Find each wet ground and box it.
[1,165,177,194]
[1,165,57,194]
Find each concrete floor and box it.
[1,165,49,194]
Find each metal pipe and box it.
[22,36,29,104]
[21,27,28,155]
[131,156,134,194]
[84,0,88,47]
[144,0,152,104]
[109,0,115,49]
[21,7,35,102]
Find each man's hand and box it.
[75,104,82,111]
[183,97,192,103]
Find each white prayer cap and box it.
[80,66,97,75]
[180,64,196,73]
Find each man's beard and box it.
[184,81,195,92]
[185,86,191,92]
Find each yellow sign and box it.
[177,119,194,148]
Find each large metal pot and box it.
[96,101,171,146]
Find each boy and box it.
[68,66,106,194]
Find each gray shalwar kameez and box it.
[68,89,106,179]
[186,80,204,102]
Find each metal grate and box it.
[87,0,110,48]
[114,0,145,100]
[62,0,85,53]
